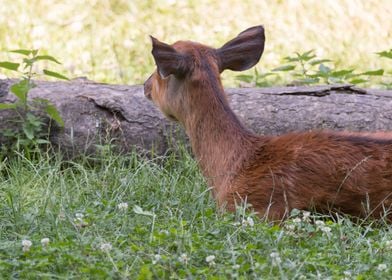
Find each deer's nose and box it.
[144,89,152,100]
[144,76,153,100]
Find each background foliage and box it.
[1,0,391,85]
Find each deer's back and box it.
[229,131,392,220]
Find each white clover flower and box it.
[285,224,296,231]
[100,242,112,252]
[206,255,216,263]
[22,239,32,252]
[285,260,297,269]
[74,213,88,228]
[292,217,302,223]
[152,254,161,264]
[385,240,392,250]
[58,211,66,221]
[270,252,282,266]
[75,213,84,219]
[117,202,129,211]
[178,253,189,264]
[242,216,255,227]
[315,220,325,227]
[284,223,297,237]
[246,217,254,227]
[320,226,332,234]
[302,211,311,221]
[22,239,32,247]
[41,238,50,246]
[377,263,387,271]
[75,213,84,220]
[233,264,240,270]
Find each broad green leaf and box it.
[301,50,315,57]
[45,103,64,127]
[36,139,50,144]
[327,77,343,84]
[10,80,30,102]
[350,78,368,84]
[23,58,35,68]
[9,49,35,56]
[133,205,155,217]
[22,125,35,140]
[380,81,392,89]
[299,78,319,84]
[3,129,16,137]
[0,103,17,110]
[318,64,331,74]
[359,69,384,76]
[36,55,61,64]
[236,74,253,83]
[331,69,354,77]
[0,61,20,71]
[296,50,316,61]
[32,97,49,103]
[26,112,43,127]
[309,59,332,66]
[284,56,301,62]
[43,69,69,80]
[257,72,276,78]
[376,49,392,59]
[272,65,296,72]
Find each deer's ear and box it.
[216,26,265,72]
[150,36,189,78]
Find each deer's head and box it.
[144,26,265,123]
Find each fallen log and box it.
[0,78,391,157]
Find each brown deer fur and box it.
[144,26,392,221]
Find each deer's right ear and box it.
[216,26,265,72]
[150,36,189,79]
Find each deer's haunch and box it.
[144,26,392,221]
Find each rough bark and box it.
[0,78,391,157]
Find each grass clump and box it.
[1,150,392,279]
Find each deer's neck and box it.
[181,80,257,195]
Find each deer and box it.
[143,26,392,222]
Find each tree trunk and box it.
[0,78,391,157]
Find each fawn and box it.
[144,26,392,222]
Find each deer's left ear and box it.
[216,26,265,72]
[150,36,189,78]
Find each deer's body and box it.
[144,26,392,221]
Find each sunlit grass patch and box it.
[1,0,391,86]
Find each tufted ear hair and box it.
[150,36,189,78]
[216,26,265,72]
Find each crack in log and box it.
[278,84,366,97]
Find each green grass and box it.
[0,0,391,86]
[1,150,392,279]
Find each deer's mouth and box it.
[143,75,153,100]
